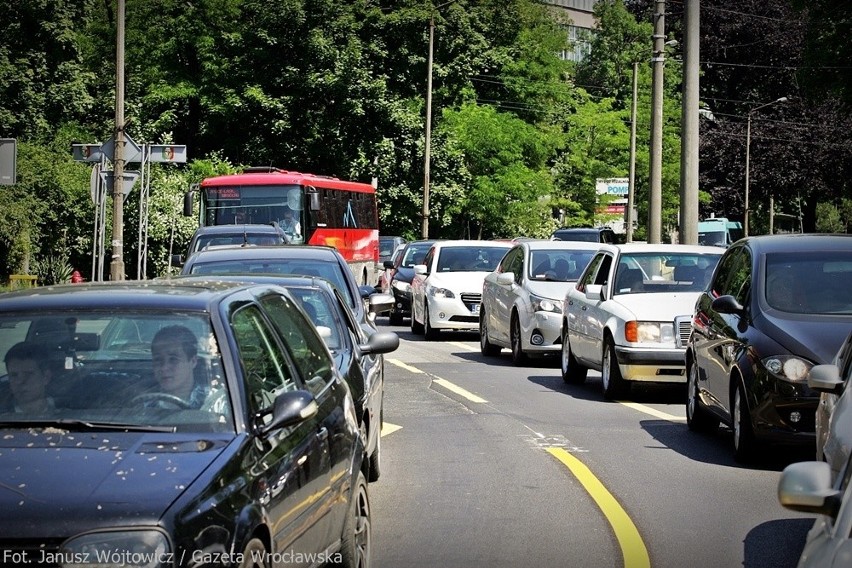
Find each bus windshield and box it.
[201,184,304,242]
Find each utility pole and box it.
[111,0,126,280]
[422,14,435,240]
[648,0,666,244]
[626,62,638,243]
[679,0,699,245]
[744,96,788,236]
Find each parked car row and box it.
[0,242,402,566]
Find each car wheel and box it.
[237,538,269,568]
[601,338,628,400]
[340,470,371,568]
[410,302,424,335]
[510,313,528,366]
[732,381,757,462]
[686,358,719,433]
[389,309,403,326]
[560,329,587,385]
[424,304,440,341]
[480,307,501,356]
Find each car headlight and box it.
[392,280,411,293]
[428,286,455,299]
[60,530,171,568]
[625,321,675,344]
[763,355,813,382]
[530,294,559,313]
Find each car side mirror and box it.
[170,254,185,268]
[414,264,428,276]
[710,295,745,315]
[778,461,841,517]
[360,331,400,355]
[369,292,395,314]
[496,272,514,286]
[808,364,844,395]
[256,389,318,436]
[383,260,395,269]
[585,284,605,301]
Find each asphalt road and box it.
[369,320,815,568]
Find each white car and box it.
[808,330,852,482]
[480,240,601,365]
[778,454,852,568]
[410,240,511,340]
[561,243,723,399]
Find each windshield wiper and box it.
[0,419,176,433]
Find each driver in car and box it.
[150,325,209,408]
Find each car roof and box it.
[517,240,603,251]
[177,273,337,293]
[553,227,612,234]
[191,224,283,235]
[598,243,725,255]
[430,240,512,248]
[741,233,852,254]
[183,244,342,263]
[0,280,273,312]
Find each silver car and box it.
[778,453,852,568]
[480,240,601,365]
[808,330,852,482]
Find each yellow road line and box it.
[433,378,488,403]
[448,341,478,352]
[381,422,402,437]
[619,402,685,422]
[547,448,650,568]
[387,358,423,374]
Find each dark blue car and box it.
[0,280,371,567]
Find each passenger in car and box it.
[151,325,209,408]
[2,341,55,414]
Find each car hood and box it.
[428,271,490,292]
[0,429,230,537]
[755,312,852,364]
[526,280,576,301]
[611,292,701,320]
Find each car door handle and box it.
[317,427,329,442]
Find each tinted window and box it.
[711,245,751,304]
[764,251,852,314]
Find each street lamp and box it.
[744,96,788,236]
[422,1,454,239]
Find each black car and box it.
[0,280,370,566]
[170,223,288,267]
[550,227,617,244]
[181,274,399,482]
[686,234,852,461]
[180,245,394,481]
[385,240,438,325]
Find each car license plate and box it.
[470,303,480,314]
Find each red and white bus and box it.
[182,167,379,284]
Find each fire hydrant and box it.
[70,270,84,283]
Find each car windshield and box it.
[188,258,355,308]
[765,252,852,314]
[613,252,721,295]
[436,246,507,272]
[0,311,234,433]
[530,250,594,282]
[698,230,726,247]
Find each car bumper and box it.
[521,311,563,354]
[614,345,686,383]
[427,296,479,330]
[391,289,412,315]
[751,396,818,446]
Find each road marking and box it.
[432,378,488,403]
[619,402,685,422]
[448,341,478,352]
[381,422,402,436]
[387,359,423,374]
[547,447,650,568]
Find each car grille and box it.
[460,293,481,305]
[675,316,692,348]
